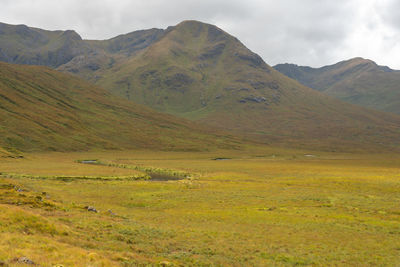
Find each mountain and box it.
[0,22,92,68]
[274,58,400,114]
[58,28,166,81]
[0,21,162,77]
[0,61,238,153]
[2,21,400,150]
[85,21,400,150]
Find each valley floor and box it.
[0,148,399,266]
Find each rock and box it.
[85,206,98,213]
[244,96,267,103]
[235,52,267,69]
[199,43,226,60]
[107,209,116,216]
[17,257,35,265]
[267,81,280,90]
[84,63,100,71]
[250,81,268,90]
[14,186,26,192]
[239,96,267,103]
[164,73,194,88]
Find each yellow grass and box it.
[0,148,399,266]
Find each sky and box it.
[1,0,400,68]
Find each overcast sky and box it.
[1,0,400,68]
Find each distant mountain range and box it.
[274,58,400,114]
[1,21,400,151]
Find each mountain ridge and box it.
[2,21,400,151]
[90,21,400,150]
[274,57,400,114]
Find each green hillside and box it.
[0,61,238,153]
[91,21,400,150]
[274,58,400,114]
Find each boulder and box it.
[85,206,98,213]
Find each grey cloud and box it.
[221,0,356,67]
[377,0,400,30]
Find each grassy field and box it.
[0,148,399,266]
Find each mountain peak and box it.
[345,57,396,72]
[274,57,400,115]
[175,20,213,28]
[62,29,82,41]
[348,57,371,63]
[170,20,232,43]
[343,57,376,67]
